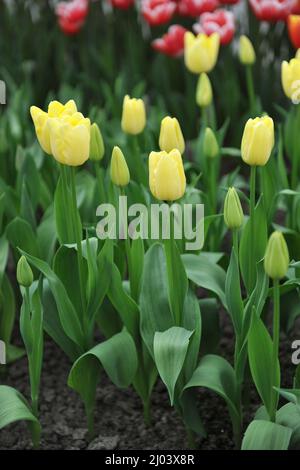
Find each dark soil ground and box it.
[0,312,299,450]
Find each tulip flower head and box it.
[239,35,256,65]
[141,0,177,26]
[288,15,300,49]
[17,256,33,288]
[264,231,290,280]
[110,146,130,187]
[121,95,146,135]
[149,149,186,201]
[159,116,185,154]
[56,0,89,35]
[30,100,78,154]
[177,0,219,17]
[196,72,213,107]
[281,57,300,101]
[193,9,235,46]
[203,127,219,159]
[89,123,105,161]
[249,0,296,22]
[48,112,91,166]
[241,116,274,166]
[184,32,220,74]
[224,187,244,230]
[110,0,135,9]
[152,24,187,57]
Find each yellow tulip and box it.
[241,116,274,166]
[239,35,256,65]
[224,187,244,230]
[149,149,186,201]
[110,146,130,187]
[196,73,213,108]
[30,100,77,154]
[48,112,91,166]
[184,32,220,74]
[121,95,146,135]
[281,58,300,101]
[159,116,185,154]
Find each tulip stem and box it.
[246,66,255,113]
[69,167,87,340]
[270,278,280,422]
[60,165,72,242]
[249,165,256,292]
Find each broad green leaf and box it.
[154,327,194,405]
[6,217,40,258]
[242,420,292,450]
[248,314,280,418]
[140,244,173,356]
[276,403,300,449]
[181,289,201,381]
[182,253,226,307]
[0,385,39,430]
[275,388,300,410]
[184,354,240,439]
[20,250,85,351]
[239,198,267,294]
[225,247,243,335]
[68,329,137,422]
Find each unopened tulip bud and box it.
[159,116,185,154]
[196,73,213,108]
[121,95,146,135]
[17,256,33,288]
[264,231,289,280]
[89,123,105,161]
[204,127,219,159]
[110,146,130,187]
[239,35,256,65]
[241,116,274,166]
[224,187,244,230]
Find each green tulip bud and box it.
[89,123,105,161]
[264,231,290,280]
[17,256,33,287]
[224,187,244,230]
[196,73,213,108]
[203,127,219,159]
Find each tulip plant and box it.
[1,0,300,453]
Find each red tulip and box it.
[177,0,219,17]
[218,0,239,4]
[56,0,89,35]
[141,0,177,26]
[110,0,135,9]
[249,0,297,21]
[152,24,187,56]
[193,9,235,44]
[288,14,300,47]
[292,0,300,12]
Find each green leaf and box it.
[37,206,57,263]
[20,250,85,351]
[182,253,226,307]
[242,420,292,450]
[225,247,243,335]
[140,244,173,356]
[239,198,267,294]
[154,327,193,405]
[68,329,137,422]
[0,274,16,345]
[184,354,240,438]
[0,385,39,430]
[6,217,40,258]
[248,314,280,418]
[276,403,300,449]
[275,388,300,410]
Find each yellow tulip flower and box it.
[184,32,220,74]
[110,146,130,187]
[159,116,185,154]
[48,112,91,166]
[281,57,300,101]
[196,73,213,108]
[241,116,274,166]
[30,100,77,154]
[121,95,146,135]
[149,149,186,201]
[239,35,256,65]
